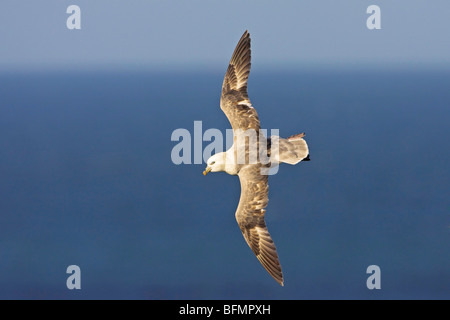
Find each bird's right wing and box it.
[220,31,261,133]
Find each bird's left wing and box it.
[235,165,284,286]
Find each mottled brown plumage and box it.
[236,166,284,285]
[221,31,260,133]
[206,31,310,286]
[220,31,284,286]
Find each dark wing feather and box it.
[220,31,261,132]
[235,165,284,286]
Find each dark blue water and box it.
[0,70,448,299]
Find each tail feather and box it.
[271,133,309,165]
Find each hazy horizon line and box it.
[2,61,450,75]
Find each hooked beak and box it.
[203,166,212,176]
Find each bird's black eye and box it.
[211,161,216,165]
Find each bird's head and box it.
[203,153,226,175]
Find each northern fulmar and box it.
[203,31,310,286]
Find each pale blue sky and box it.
[1,0,449,71]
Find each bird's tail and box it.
[270,133,310,165]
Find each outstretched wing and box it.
[220,31,261,133]
[235,165,284,286]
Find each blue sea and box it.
[0,69,448,299]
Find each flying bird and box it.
[203,31,310,286]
